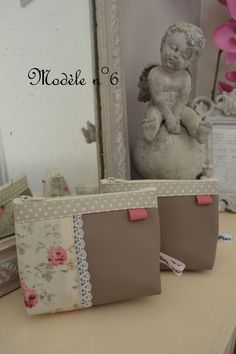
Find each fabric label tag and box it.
[128,208,148,221]
[160,253,185,276]
[196,195,213,205]
[218,232,233,243]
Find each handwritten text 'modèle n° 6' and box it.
[27,67,119,86]
[28,68,88,86]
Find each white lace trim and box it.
[160,252,185,276]
[73,215,92,308]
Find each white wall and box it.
[0,0,98,193]
[196,0,236,97]
[119,0,201,174]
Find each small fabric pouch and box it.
[14,189,161,315]
[100,179,219,270]
[42,167,71,197]
[0,175,32,239]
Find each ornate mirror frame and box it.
[94,0,130,179]
[193,91,236,212]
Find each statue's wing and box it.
[185,68,194,106]
[185,68,192,78]
[138,64,158,102]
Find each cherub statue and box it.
[133,22,212,180]
[139,22,211,144]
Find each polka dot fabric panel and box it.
[100,179,219,197]
[14,189,157,223]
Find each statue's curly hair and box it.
[161,22,206,63]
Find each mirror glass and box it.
[119,0,201,177]
[0,0,98,195]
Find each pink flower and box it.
[218,0,227,5]
[227,0,236,20]
[218,81,234,92]
[213,19,236,53]
[225,52,236,64]
[225,70,236,81]
[48,246,68,266]
[218,0,236,19]
[21,283,38,308]
[213,1,236,96]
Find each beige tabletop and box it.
[0,213,236,354]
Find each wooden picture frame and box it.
[193,90,236,212]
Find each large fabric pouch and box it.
[100,179,219,270]
[14,189,161,315]
[0,175,32,239]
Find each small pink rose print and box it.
[48,246,68,266]
[21,282,27,293]
[21,282,38,308]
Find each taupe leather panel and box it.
[159,195,219,270]
[83,208,161,306]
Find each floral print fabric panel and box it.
[15,217,82,315]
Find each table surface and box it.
[0,213,236,354]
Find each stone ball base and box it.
[132,125,205,180]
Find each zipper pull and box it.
[100,178,116,184]
[14,196,46,204]
[22,196,46,201]
[100,178,125,184]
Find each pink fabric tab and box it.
[196,195,213,205]
[128,208,148,221]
